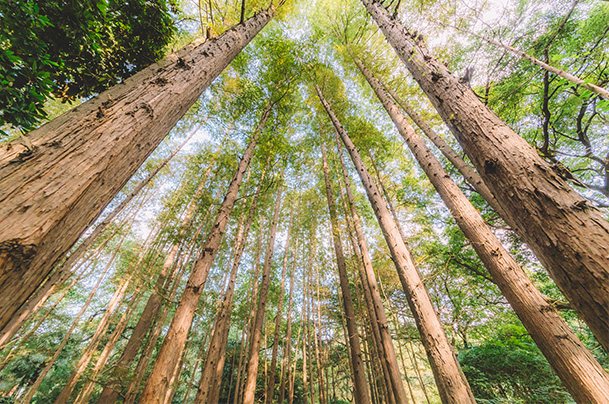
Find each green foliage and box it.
[459,327,574,404]
[0,0,177,136]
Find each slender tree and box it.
[361,0,609,351]
[321,143,372,404]
[316,83,476,404]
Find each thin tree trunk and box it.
[265,200,297,404]
[288,283,306,404]
[454,25,609,100]
[140,105,271,403]
[316,84,476,404]
[196,166,267,403]
[363,0,609,352]
[321,144,372,404]
[96,134,227,403]
[0,9,275,331]
[357,56,609,404]
[278,223,300,404]
[242,175,285,404]
[384,87,504,217]
[333,136,409,404]
[313,265,327,404]
[19,230,125,404]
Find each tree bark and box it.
[363,0,609,352]
[333,134,411,404]
[242,173,285,404]
[0,7,275,331]
[265,199,297,404]
[357,56,609,404]
[316,84,476,404]
[321,143,373,404]
[139,107,271,403]
[195,166,266,404]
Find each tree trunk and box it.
[196,166,266,403]
[242,174,285,404]
[357,56,609,404]
[96,135,226,403]
[140,107,271,403]
[363,0,609,352]
[265,200,297,404]
[321,144,372,404]
[316,84,476,404]
[0,8,275,331]
[333,135,410,404]
[384,87,504,217]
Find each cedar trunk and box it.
[321,144,372,404]
[363,0,609,351]
[0,8,274,331]
[316,84,476,404]
[358,57,609,404]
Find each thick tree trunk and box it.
[321,144,373,404]
[242,176,285,404]
[0,8,275,331]
[195,167,266,403]
[333,135,410,404]
[265,200,297,404]
[358,57,609,404]
[363,0,609,351]
[140,110,269,403]
[316,84,476,404]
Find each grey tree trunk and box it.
[0,7,275,331]
[362,0,609,352]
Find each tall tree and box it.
[0,6,275,331]
[357,57,609,403]
[361,0,609,351]
[316,84,476,404]
[321,143,372,404]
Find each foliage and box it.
[0,0,177,136]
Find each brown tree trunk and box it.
[265,199,297,404]
[140,107,271,403]
[363,0,609,352]
[316,84,476,404]
[0,8,275,331]
[384,87,504,217]
[333,135,410,404]
[321,144,372,404]
[195,166,266,403]
[242,175,285,404]
[95,135,227,403]
[358,56,609,404]
[313,265,328,404]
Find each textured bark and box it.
[334,135,410,404]
[139,118,266,403]
[321,144,372,404]
[96,136,225,403]
[384,87,504,217]
[363,0,609,351]
[313,266,328,404]
[19,233,122,404]
[278,225,300,404]
[316,84,476,404]
[0,8,275,331]
[196,167,266,404]
[242,178,284,404]
[265,200,297,404]
[359,57,609,404]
